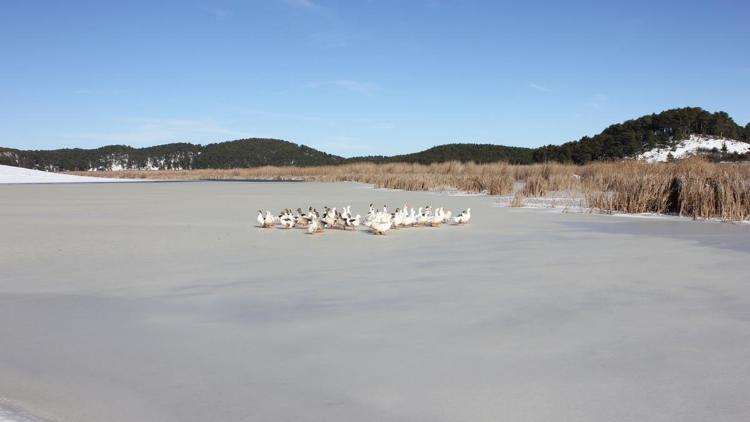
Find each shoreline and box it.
[62,160,750,223]
[0,166,750,224]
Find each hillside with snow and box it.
[0,164,127,184]
[637,135,750,163]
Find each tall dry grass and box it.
[581,158,750,221]
[70,158,750,221]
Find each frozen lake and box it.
[1,181,749,421]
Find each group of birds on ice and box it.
[257,204,471,235]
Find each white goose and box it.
[307,214,323,234]
[392,208,404,227]
[343,214,361,230]
[429,207,445,226]
[364,204,376,227]
[294,208,308,227]
[257,210,266,227]
[338,206,349,221]
[260,210,275,228]
[443,209,452,223]
[416,207,430,226]
[403,208,416,226]
[279,210,295,229]
[322,207,337,228]
[299,207,317,227]
[454,208,471,224]
[370,214,393,235]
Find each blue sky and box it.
[1,0,748,156]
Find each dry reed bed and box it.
[581,159,750,221]
[70,159,750,221]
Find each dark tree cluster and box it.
[347,143,535,165]
[0,139,344,171]
[194,139,344,168]
[533,107,749,164]
[0,143,202,171]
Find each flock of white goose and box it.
[257,204,471,235]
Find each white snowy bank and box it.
[637,135,750,162]
[0,164,128,184]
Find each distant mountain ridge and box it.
[1,107,748,171]
[348,143,535,165]
[0,138,344,171]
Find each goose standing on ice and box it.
[343,214,361,230]
[322,207,337,228]
[429,207,445,226]
[364,204,376,227]
[297,207,316,227]
[370,214,393,235]
[307,214,323,234]
[392,208,404,228]
[257,210,265,227]
[257,210,275,228]
[416,207,430,226]
[279,210,295,229]
[294,208,308,227]
[454,208,471,224]
[338,206,350,222]
[443,209,452,223]
[403,208,416,226]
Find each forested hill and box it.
[0,139,345,171]
[348,144,535,165]
[1,107,748,170]
[0,139,535,171]
[534,107,750,164]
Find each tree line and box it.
[0,139,344,170]
[1,107,748,170]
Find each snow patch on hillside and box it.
[637,135,750,162]
[0,164,127,184]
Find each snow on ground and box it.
[0,164,128,184]
[637,135,750,162]
[0,400,45,422]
